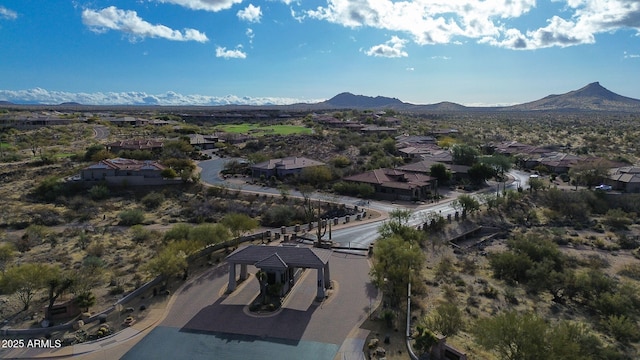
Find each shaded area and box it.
[121,326,339,360]
[181,297,318,341]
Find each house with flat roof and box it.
[344,168,435,201]
[80,158,180,186]
[251,157,326,179]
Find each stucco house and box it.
[251,157,326,179]
[80,158,180,186]
[106,139,164,154]
[344,168,435,201]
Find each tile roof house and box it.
[251,157,326,179]
[344,168,435,201]
[80,158,180,186]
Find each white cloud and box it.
[406,67,414,71]
[430,55,451,60]
[0,88,321,106]
[624,51,640,59]
[301,0,640,50]
[216,46,247,59]
[82,6,208,43]
[365,36,408,57]
[246,28,255,44]
[0,6,17,20]
[237,4,262,23]
[156,0,242,12]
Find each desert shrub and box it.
[88,185,110,200]
[332,181,375,198]
[130,225,153,243]
[141,192,165,210]
[616,233,638,250]
[603,208,633,230]
[86,242,104,257]
[118,209,145,226]
[33,176,66,202]
[425,302,464,336]
[164,223,191,242]
[161,168,178,179]
[435,256,455,280]
[330,155,351,168]
[600,315,640,344]
[188,223,230,246]
[618,263,640,280]
[261,205,298,227]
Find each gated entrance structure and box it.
[225,245,332,300]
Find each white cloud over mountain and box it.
[82,6,208,43]
[0,88,320,106]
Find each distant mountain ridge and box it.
[505,82,640,112]
[323,92,405,108]
[2,82,639,112]
[315,82,640,112]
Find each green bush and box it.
[88,185,110,200]
[141,192,165,209]
[118,209,145,226]
[164,223,191,242]
[601,315,640,344]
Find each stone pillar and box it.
[333,218,339,226]
[323,263,331,289]
[240,264,248,281]
[316,267,325,300]
[281,226,286,234]
[228,263,236,292]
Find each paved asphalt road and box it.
[121,252,377,360]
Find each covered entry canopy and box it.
[225,245,332,300]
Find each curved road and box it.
[198,158,530,250]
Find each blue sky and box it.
[0,0,639,106]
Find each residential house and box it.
[251,157,326,179]
[344,168,435,201]
[420,150,454,164]
[607,167,640,193]
[106,139,164,154]
[523,152,583,174]
[189,133,220,150]
[360,125,398,135]
[80,158,180,186]
[105,116,147,127]
[396,160,470,183]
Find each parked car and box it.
[595,184,612,191]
